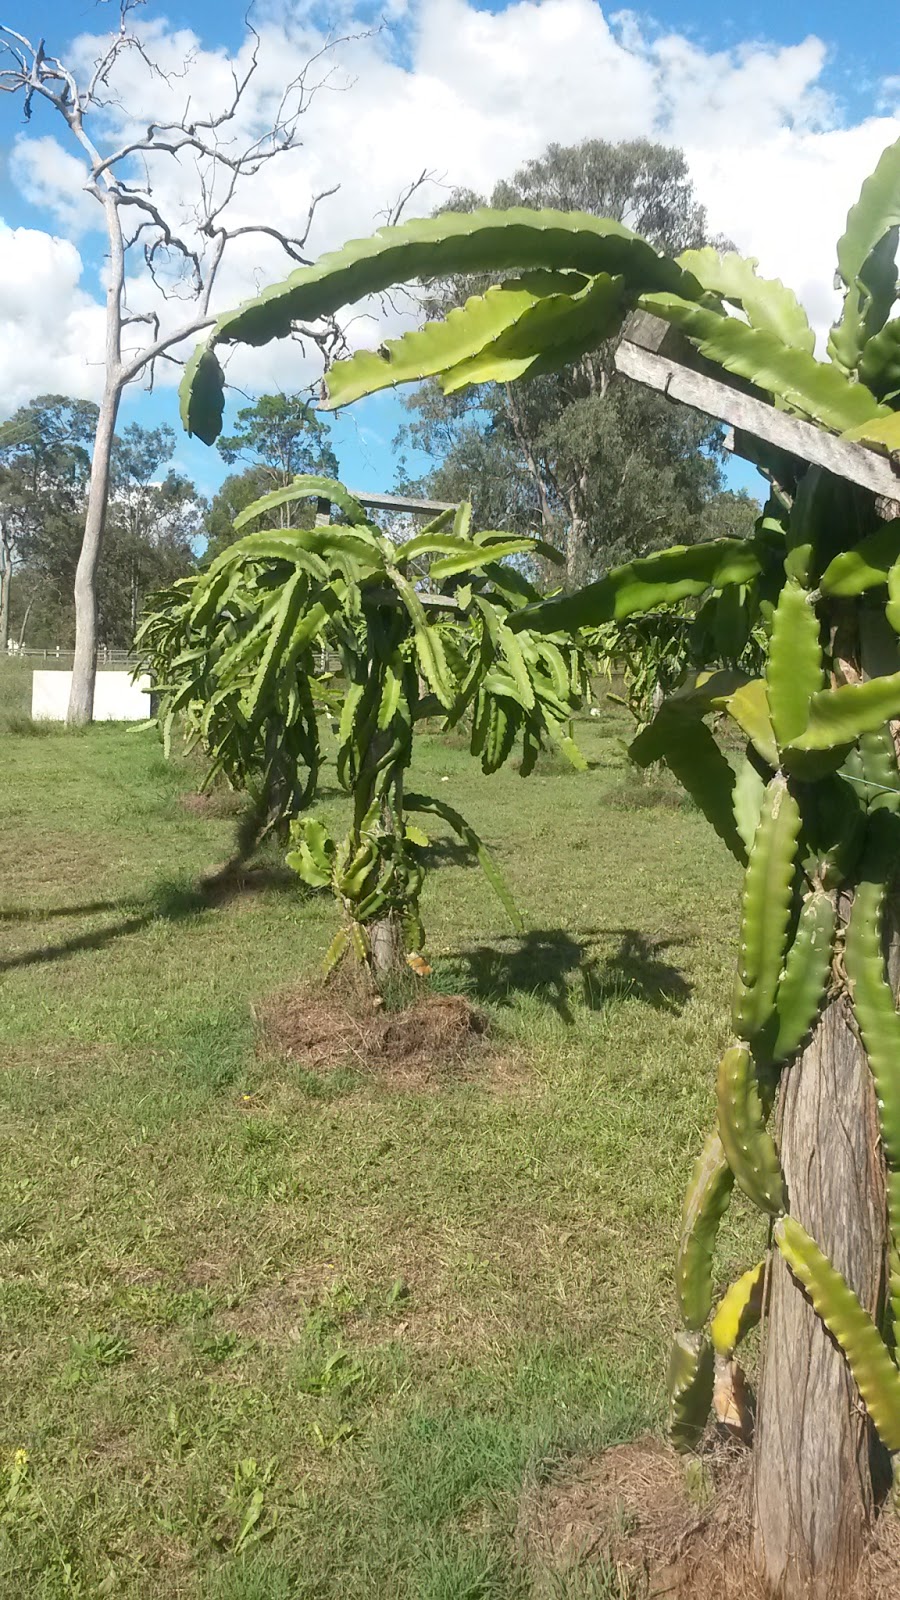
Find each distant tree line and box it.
[0,394,338,652]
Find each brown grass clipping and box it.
[179,789,246,819]
[259,974,489,1085]
[518,1436,900,1598]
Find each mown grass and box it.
[0,660,760,1597]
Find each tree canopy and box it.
[396,138,756,582]
[204,394,340,560]
[0,397,202,649]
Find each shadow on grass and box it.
[0,868,301,973]
[445,926,692,1023]
[0,899,144,924]
[419,837,477,869]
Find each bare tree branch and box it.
[0,8,383,721]
[377,169,440,229]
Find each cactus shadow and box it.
[446,926,693,1023]
[419,837,476,869]
[0,867,302,975]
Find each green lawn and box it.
[0,662,759,1598]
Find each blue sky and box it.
[0,0,897,510]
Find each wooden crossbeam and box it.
[315,489,456,525]
[615,313,900,506]
[350,490,456,514]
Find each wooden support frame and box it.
[315,489,456,526]
[615,312,900,506]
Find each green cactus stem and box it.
[761,890,835,1065]
[717,1044,786,1216]
[775,1215,900,1452]
[733,775,801,1041]
[711,1261,767,1358]
[667,1330,715,1453]
[676,1128,736,1330]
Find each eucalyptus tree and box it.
[397,138,731,582]
[203,395,340,559]
[0,398,199,647]
[137,476,587,977]
[0,519,11,651]
[0,395,96,647]
[0,5,349,723]
[179,140,900,1594]
[217,396,339,499]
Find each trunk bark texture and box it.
[360,725,405,989]
[68,184,125,728]
[68,383,121,725]
[504,384,555,542]
[752,989,886,1596]
[368,913,405,983]
[564,473,590,589]
[752,602,896,1594]
[17,596,35,651]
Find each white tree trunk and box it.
[17,596,35,651]
[67,383,122,725]
[565,481,589,588]
[0,538,10,654]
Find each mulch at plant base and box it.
[179,789,246,818]
[258,980,490,1082]
[518,1436,900,1599]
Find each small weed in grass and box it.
[293,1348,366,1398]
[194,1329,249,1365]
[220,1456,281,1555]
[60,1332,132,1388]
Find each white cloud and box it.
[879,76,900,114]
[2,1,899,414]
[0,223,105,408]
[10,135,95,233]
[687,117,900,347]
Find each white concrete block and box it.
[31,671,152,722]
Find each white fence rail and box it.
[7,643,136,665]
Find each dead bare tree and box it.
[0,1,354,723]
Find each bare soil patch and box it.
[259,978,490,1084]
[519,1436,900,1598]
[179,789,246,819]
